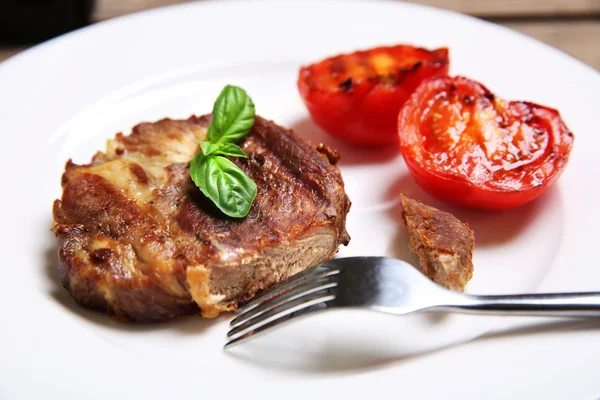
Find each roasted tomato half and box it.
[398,76,574,210]
[298,45,449,146]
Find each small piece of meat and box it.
[400,194,474,291]
[52,115,351,322]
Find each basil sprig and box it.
[190,85,257,218]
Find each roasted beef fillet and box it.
[52,115,351,322]
[400,194,474,291]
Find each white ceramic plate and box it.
[1,1,599,399]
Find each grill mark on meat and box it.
[59,173,143,239]
[52,114,350,321]
[239,120,333,201]
[129,163,149,185]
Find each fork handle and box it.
[437,292,600,317]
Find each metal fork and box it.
[225,257,600,348]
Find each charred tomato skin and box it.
[398,76,574,210]
[298,45,449,147]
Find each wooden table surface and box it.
[1,0,599,70]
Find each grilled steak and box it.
[401,194,474,291]
[52,115,351,322]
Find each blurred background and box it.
[0,0,598,70]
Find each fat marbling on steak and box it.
[52,115,351,322]
[401,194,474,292]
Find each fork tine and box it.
[227,287,336,338]
[233,265,338,315]
[224,294,334,349]
[229,276,338,330]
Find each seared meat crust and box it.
[401,194,474,291]
[53,115,350,321]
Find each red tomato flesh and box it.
[398,76,574,210]
[298,45,449,146]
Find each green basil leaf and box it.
[207,85,255,144]
[189,154,257,218]
[200,141,248,158]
